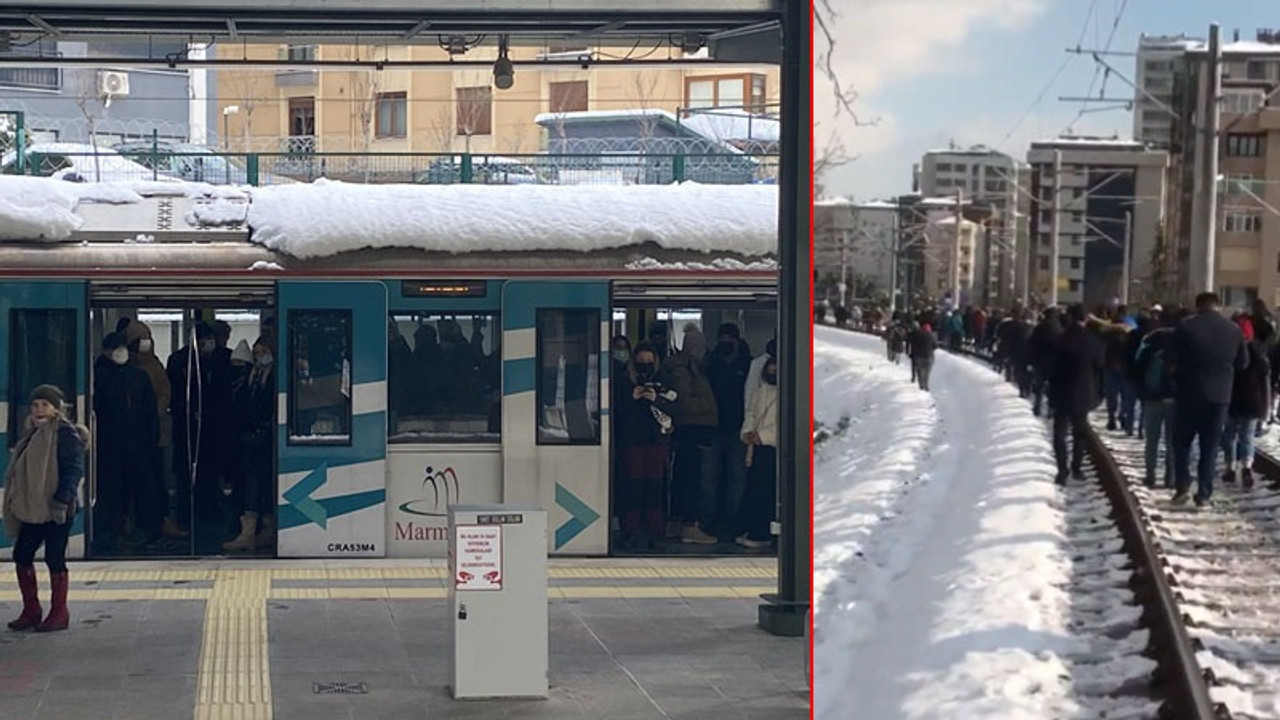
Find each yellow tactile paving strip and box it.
[0,562,774,720]
[195,571,272,720]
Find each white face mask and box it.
[110,348,129,365]
[138,338,152,353]
[256,352,274,367]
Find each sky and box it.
[816,0,1276,201]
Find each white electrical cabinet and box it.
[447,504,549,700]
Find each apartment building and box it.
[213,42,780,156]
[1133,34,1199,149]
[0,39,194,145]
[922,214,981,305]
[915,145,1028,306]
[1025,137,1168,307]
[814,198,896,304]
[1167,31,1280,307]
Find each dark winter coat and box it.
[997,318,1032,362]
[886,324,907,352]
[662,351,719,431]
[1230,341,1271,418]
[1047,323,1106,415]
[1028,317,1065,373]
[907,327,936,360]
[93,355,158,451]
[706,340,752,434]
[1101,326,1131,372]
[1131,327,1175,402]
[1171,311,1248,406]
[615,374,678,447]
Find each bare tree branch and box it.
[814,0,875,128]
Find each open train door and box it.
[501,281,610,555]
[0,282,89,560]
[275,281,389,557]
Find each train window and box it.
[387,312,501,443]
[9,310,78,446]
[536,308,601,446]
[287,309,353,445]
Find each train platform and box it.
[0,557,808,720]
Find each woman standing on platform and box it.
[4,385,89,633]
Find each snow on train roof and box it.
[0,175,777,259]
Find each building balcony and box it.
[1259,108,1280,131]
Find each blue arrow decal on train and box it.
[554,484,599,549]
[276,489,387,531]
[283,462,330,529]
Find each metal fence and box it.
[2,147,778,187]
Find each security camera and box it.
[577,53,590,69]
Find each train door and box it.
[87,282,274,558]
[501,281,610,555]
[275,281,388,558]
[0,282,89,561]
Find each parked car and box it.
[113,141,295,186]
[415,155,545,185]
[1,142,180,183]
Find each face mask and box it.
[138,338,152,353]
[256,352,274,367]
[635,362,656,377]
[111,348,129,365]
[612,350,630,364]
[763,372,777,386]
[199,339,214,354]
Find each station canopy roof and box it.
[0,0,782,48]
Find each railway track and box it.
[817,321,1222,717]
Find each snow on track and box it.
[1097,420,1280,719]
[815,329,1153,719]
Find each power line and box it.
[996,2,1107,149]
[1062,0,1131,134]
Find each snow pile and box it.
[624,256,777,271]
[0,175,87,240]
[248,260,284,271]
[246,180,778,258]
[815,328,1085,720]
[682,109,780,143]
[123,233,155,244]
[187,197,250,227]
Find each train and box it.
[0,177,778,560]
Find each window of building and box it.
[1224,212,1263,233]
[387,312,501,443]
[1224,90,1265,115]
[536,308,600,446]
[935,162,952,172]
[9,310,77,446]
[288,310,352,445]
[288,97,316,138]
[285,44,317,62]
[1227,133,1263,157]
[549,80,589,113]
[1069,258,1081,270]
[456,86,493,136]
[684,73,767,112]
[1071,211,1083,223]
[1225,174,1264,196]
[1068,280,1082,292]
[375,92,407,138]
[1038,256,1050,271]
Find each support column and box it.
[759,0,811,638]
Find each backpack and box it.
[1137,336,1171,396]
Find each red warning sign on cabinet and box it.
[454,525,503,591]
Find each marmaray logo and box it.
[398,465,460,517]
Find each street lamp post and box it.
[222,105,240,151]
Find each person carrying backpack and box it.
[1131,315,1176,488]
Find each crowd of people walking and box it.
[843,294,1280,508]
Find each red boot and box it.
[35,571,69,633]
[7,565,41,631]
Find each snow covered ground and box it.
[814,327,1137,719]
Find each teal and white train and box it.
[0,181,777,560]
